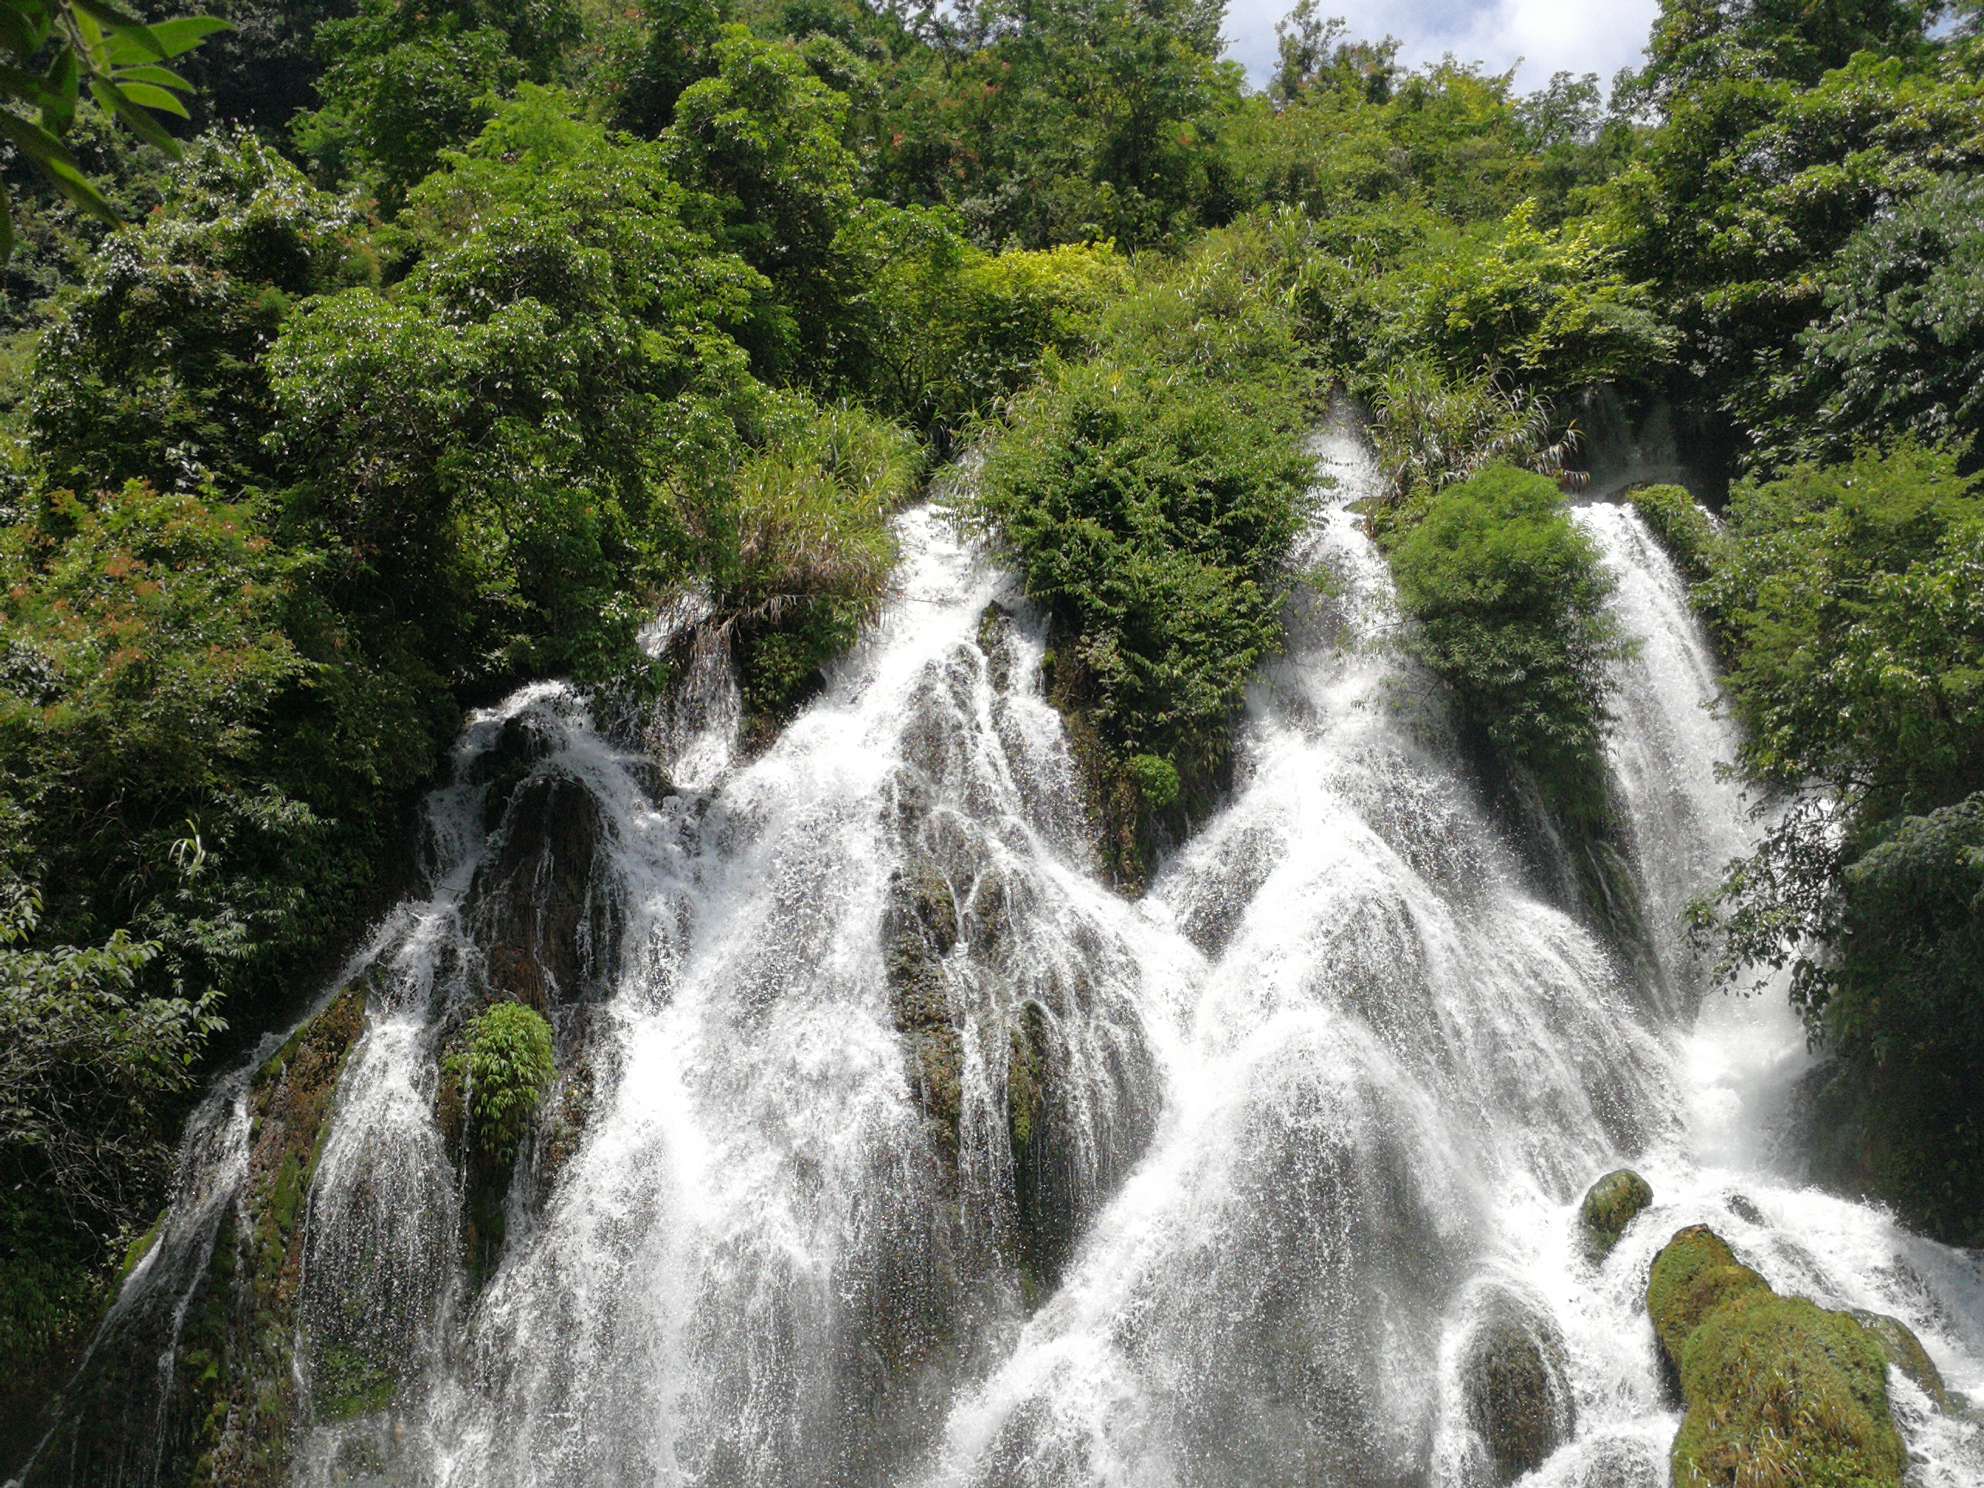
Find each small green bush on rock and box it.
[1626,483,1722,584]
[1386,463,1623,816]
[444,1003,555,1165]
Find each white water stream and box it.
[15,415,1982,1488]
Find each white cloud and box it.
[1222,0,1662,97]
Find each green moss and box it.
[1849,1309,1950,1412]
[1577,1168,1652,1261]
[1647,1226,1906,1488]
[314,1344,396,1422]
[1647,1225,1770,1367]
[119,1211,167,1282]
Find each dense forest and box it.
[3,0,1983,1475]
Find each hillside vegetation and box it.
[3,0,1982,1420]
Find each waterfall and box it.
[13,419,1982,1488]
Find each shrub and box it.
[1625,482,1721,583]
[1125,754,1181,809]
[1386,464,1622,808]
[444,1003,555,1165]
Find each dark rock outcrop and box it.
[1458,1285,1577,1483]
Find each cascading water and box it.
[13,416,1982,1488]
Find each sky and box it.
[1222,0,1664,96]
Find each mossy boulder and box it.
[1848,1308,1950,1411]
[1579,1168,1653,1261]
[1647,1225,1906,1488]
[1458,1286,1577,1483]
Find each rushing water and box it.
[13,415,1983,1488]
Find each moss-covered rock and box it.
[1579,1168,1653,1262]
[1848,1308,1950,1412]
[1458,1286,1577,1483]
[1647,1225,1907,1488]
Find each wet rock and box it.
[470,713,558,825]
[1559,1433,1663,1488]
[470,770,614,1008]
[1647,1225,1906,1487]
[883,855,964,1157]
[1724,1191,1765,1226]
[1578,1168,1653,1261]
[1848,1308,1951,1411]
[1458,1286,1577,1483]
[977,602,1017,693]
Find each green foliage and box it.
[1369,359,1579,503]
[1823,796,1984,1244]
[974,227,1316,873]
[28,130,366,497]
[1404,202,1673,395]
[275,90,771,683]
[1686,444,1984,1242]
[1757,174,1984,471]
[1385,464,1622,807]
[1124,753,1180,809]
[664,25,859,379]
[296,0,581,206]
[1625,482,1721,583]
[0,0,225,255]
[1701,445,1984,815]
[444,1002,555,1164]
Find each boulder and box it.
[470,770,613,1008]
[1647,1225,1906,1488]
[1849,1308,1951,1411]
[1459,1286,1577,1483]
[1578,1168,1653,1261]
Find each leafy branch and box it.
[0,0,227,256]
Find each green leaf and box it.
[0,66,47,105]
[0,104,81,169]
[42,46,78,132]
[1,191,13,264]
[115,81,189,117]
[71,0,157,38]
[36,156,117,222]
[104,16,230,64]
[90,77,181,156]
[111,63,193,91]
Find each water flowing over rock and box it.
[13,421,1984,1488]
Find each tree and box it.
[1753,173,1984,470]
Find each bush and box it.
[720,397,922,721]
[1386,464,1622,808]
[444,1003,555,1164]
[1625,482,1721,583]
